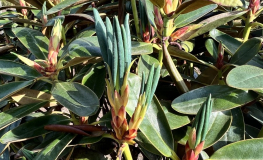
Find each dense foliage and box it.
[0,0,263,159]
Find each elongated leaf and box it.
[174,4,217,28]
[0,101,47,130]
[209,0,243,7]
[12,27,49,60]
[33,133,75,160]
[0,81,33,102]
[47,0,93,15]
[204,110,232,149]
[0,115,70,144]
[127,74,176,158]
[245,124,260,139]
[11,19,42,26]
[0,60,42,80]
[11,88,57,106]
[0,20,12,26]
[209,139,263,159]
[82,63,106,98]
[149,0,165,8]
[246,104,263,125]
[186,10,247,40]
[138,54,159,81]
[161,101,190,130]
[213,108,245,151]
[205,39,218,60]
[209,29,241,54]
[172,85,257,114]
[230,38,262,65]
[226,65,263,90]
[52,82,99,117]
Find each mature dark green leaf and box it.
[0,115,70,144]
[209,138,263,159]
[46,0,94,15]
[185,11,247,40]
[72,148,106,160]
[246,104,263,125]
[172,126,191,145]
[230,38,262,65]
[127,74,176,158]
[212,108,244,150]
[0,81,33,102]
[52,82,99,117]
[70,136,103,146]
[209,29,241,54]
[174,4,217,28]
[227,65,263,90]
[34,133,75,160]
[0,60,42,80]
[247,55,263,68]
[138,54,159,80]
[245,124,260,139]
[161,101,190,130]
[205,39,218,60]
[12,27,49,60]
[136,132,162,156]
[45,15,65,26]
[0,20,12,26]
[82,63,106,98]
[172,85,257,114]
[0,101,47,130]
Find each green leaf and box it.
[205,39,218,60]
[12,27,49,60]
[52,82,99,117]
[226,65,263,90]
[203,110,232,149]
[171,85,257,114]
[174,4,217,28]
[0,115,70,144]
[71,148,106,160]
[131,41,153,55]
[138,54,159,81]
[246,104,263,125]
[33,133,75,160]
[172,126,191,145]
[82,63,106,98]
[70,136,103,146]
[161,101,190,130]
[0,60,42,80]
[0,20,12,26]
[0,101,47,130]
[186,10,247,40]
[245,124,260,139]
[247,54,263,68]
[230,38,262,65]
[46,0,93,15]
[209,29,241,54]
[0,81,33,102]
[149,0,165,8]
[127,74,176,158]
[212,108,244,150]
[209,0,244,7]
[209,138,263,159]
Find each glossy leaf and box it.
[205,39,218,60]
[161,101,190,130]
[12,27,49,60]
[204,110,232,149]
[246,104,263,125]
[230,38,262,65]
[0,81,33,102]
[51,82,99,117]
[11,88,57,106]
[213,108,244,150]
[138,54,159,80]
[185,10,247,40]
[0,115,70,143]
[245,124,260,139]
[70,136,103,146]
[210,0,244,7]
[209,29,241,54]
[247,54,263,68]
[0,101,47,130]
[46,0,93,15]
[127,74,176,158]
[209,138,263,159]
[33,133,75,160]
[0,60,42,80]
[174,4,217,28]
[82,63,106,98]
[0,20,12,26]
[172,85,257,114]
[227,65,263,90]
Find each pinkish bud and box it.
[41,2,48,25]
[163,0,178,15]
[154,6,163,34]
[249,0,260,14]
[19,0,27,16]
